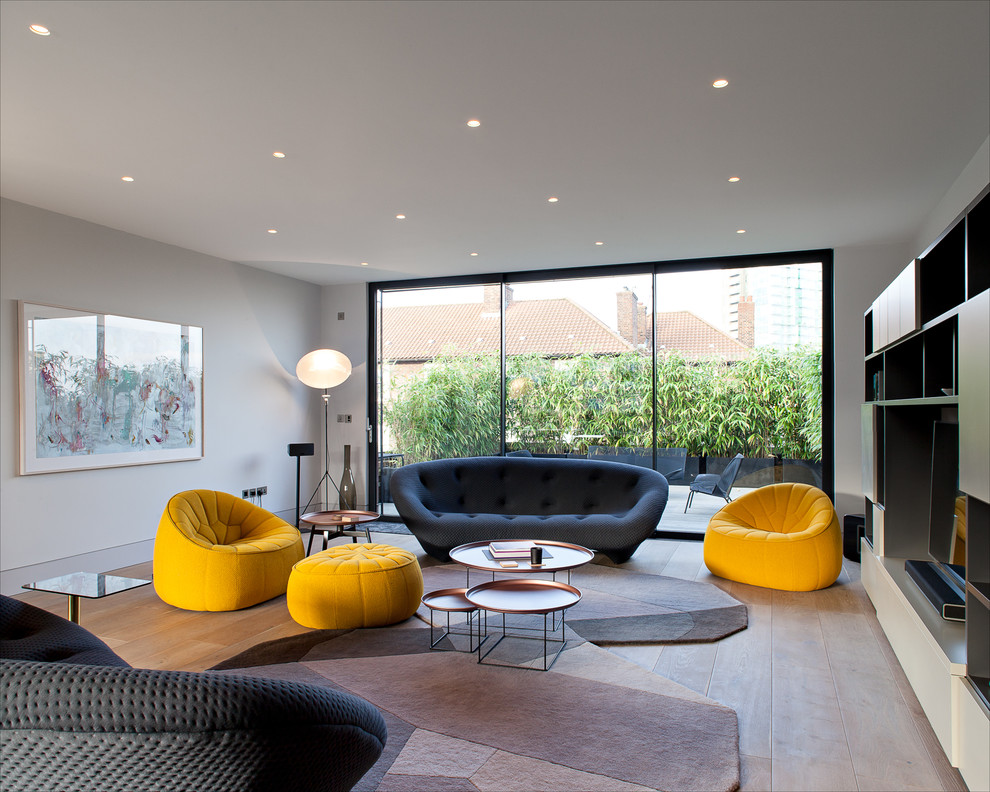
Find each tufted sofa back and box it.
[395,456,662,516]
[391,456,669,563]
[1,596,387,791]
[715,482,837,538]
[0,595,129,667]
[163,490,296,548]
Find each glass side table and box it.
[22,572,151,624]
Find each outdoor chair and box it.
[655,447,687,482]
[684,453,745,512]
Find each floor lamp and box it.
[296,348,352,513]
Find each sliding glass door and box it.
[649,263,824,527]
[375,284,501,515]
[370,252,831,526]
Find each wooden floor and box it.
[13,534,966,792]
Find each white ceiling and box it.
[2,0,988,286]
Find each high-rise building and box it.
[726,264,823,349]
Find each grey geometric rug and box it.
[214,627,741,791]
[418,562,747,645]
[213,564,746,791]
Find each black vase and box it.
[340,444,357,510]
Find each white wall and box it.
[832,241,911,519]
[914,136,989,258]
[0,199,322,594]
[318,283,370,501]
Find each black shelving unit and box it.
[861,186,989,788]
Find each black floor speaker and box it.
[842,513,865,561]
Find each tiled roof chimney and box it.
[738,296,755,348]
[616,289,641,346]
[482,284,512,315]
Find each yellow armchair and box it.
[703,482,842,591]
[154,490,304,611]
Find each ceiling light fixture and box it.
[470,252,479,256]
[547,196,558,203]
[360,262,369,266]
[728,176,740,183]
[736,229,746,234]
[595,241,604,246]
[120,176,134,182]
[466,119,481,127]
[268,229,278,234]
[395,214,406,219]
[29,24,51,36]
[273,151,286,158]
[712,78,729,88]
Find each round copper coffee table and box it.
[465,578,582,671]
[300,510,379,554]
[421,587,487,653]
[449,540,594,586]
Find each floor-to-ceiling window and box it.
[374,283,501,507]
[503,273,655,457]
[370,251,832,531]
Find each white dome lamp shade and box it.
[296,349,352,390]
[295,349,353,515]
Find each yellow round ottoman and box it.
[287,543,424,629]
[703,483,842,592]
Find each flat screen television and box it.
[928,421,964,579]
[905,420,965,621]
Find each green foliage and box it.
[384,352,500,461]
[383,347,822,463]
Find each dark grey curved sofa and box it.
[0,594,386,792]
[391,455,668,563]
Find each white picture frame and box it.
[19,301,204,474]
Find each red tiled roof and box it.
[380,300,748,362]
[380,298,632,361]
[654,311,751,361]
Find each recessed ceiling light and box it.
[736,229,746,234]
[466,119,481,128]
[470,252,479,256]
[728,176,740,183]
[595,241,604,246]
[547,196,558,203]
[29,24,51,36]
[267,229,278,234]
[395,214,406,220]
[272,151,286,158]
[120,176,134,182]
[712,78,729,88]
[360,262,369,266]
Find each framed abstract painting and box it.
[18,301,204,474]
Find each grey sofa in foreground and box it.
[0,594,386,792]
[390,455,669,563]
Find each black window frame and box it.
[367,248,835,524]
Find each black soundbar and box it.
[904,559,965,622]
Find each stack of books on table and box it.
[488,541,536,559]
